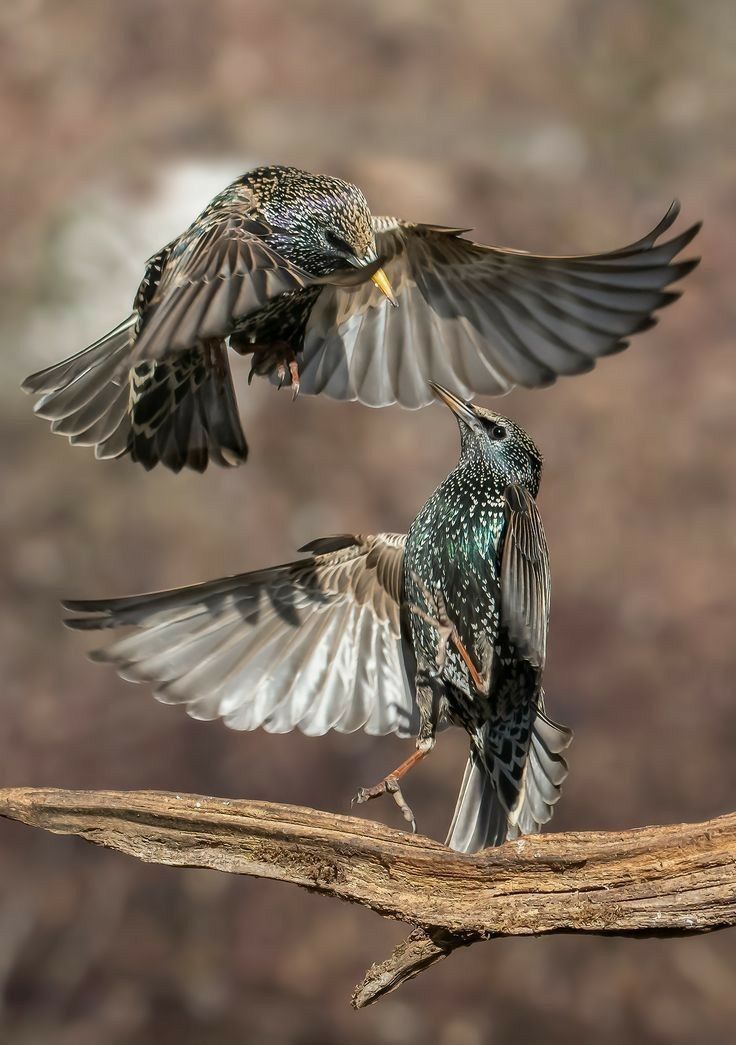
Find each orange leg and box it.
[452,635,487,692]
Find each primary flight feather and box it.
[65,385,570,853]
[24,165,700,472]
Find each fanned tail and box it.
[128,342,248,472]
[446,704,572,853]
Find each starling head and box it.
[431,382,543,496]
[247,165,380,276]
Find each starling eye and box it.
[324,229,353,255]
[489,423,507,441]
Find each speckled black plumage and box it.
[404,389,561,848]
[63,385,571,853]
[405,409,541,709]
[22,165,380,472]
[23,163,700,472]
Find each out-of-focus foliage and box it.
[0,1,734,1042]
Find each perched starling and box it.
[23,165,699,473]
[64,383,570,852]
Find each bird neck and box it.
[457,434,541,499]
[457,437,497,479]
[438,452,506,512]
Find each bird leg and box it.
[352,662,440,834]
[352,741,433,834]
[468,634,493,698]
[409,573,491,696]
[243,341,301,399]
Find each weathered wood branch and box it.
[1,788,734,1007]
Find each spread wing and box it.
[63,534,419,737]
[132,211,318,361]
[500,485,550,670]
[292,202,700,408]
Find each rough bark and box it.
[1,787,734,1007]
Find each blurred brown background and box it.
[1,1,735,1042]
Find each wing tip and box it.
[298,534,360,555]
[21,373,43,394]
[62,597,114,630]
[669,256,701,282]
[87,647,115,662]
[662,198,681,226]
[63,616,107,633]
[61,597,93,613]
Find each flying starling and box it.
[23,165,699,473]
[64,383,570,852]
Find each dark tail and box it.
[446,705,572,853]
[127,342,248,472]
[22,320,247,473]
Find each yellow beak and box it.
[370,267,398,307]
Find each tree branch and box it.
[1,787,734,1007]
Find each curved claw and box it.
[288,359,300,400]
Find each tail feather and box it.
[509,709,572,839]
[445,753,508,852]
[23,320,248,473]
[446,704,572,854]
[197,358,248,468]
[128,344,248,472]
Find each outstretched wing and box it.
[293,203,700,408]
[500,484,550,670]
[132,210,318,361]
[63,533,418,737]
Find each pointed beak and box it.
[370,267,398,307]
[430,382,477,425]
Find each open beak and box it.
[370,267,398,307]
[430,382,477,425]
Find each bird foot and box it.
[247,342,301,399]
[352,776,416,833]
[350,746,429,833]
[276,358,301,400]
